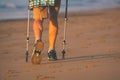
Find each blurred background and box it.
[0,0,120,20]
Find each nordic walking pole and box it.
[26,1,30,62]
[62,0,68,59]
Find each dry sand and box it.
[0,8,120,80]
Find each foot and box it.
[31,40,44,64]
[48,50,57,61]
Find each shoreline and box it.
[0,7,120,22]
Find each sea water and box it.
[0,0,120,20]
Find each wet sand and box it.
[0,8,120,80]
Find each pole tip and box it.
[26,51,29,62]
[62,50,66,59]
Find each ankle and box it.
[48,48,55,53]
[35,39,42,43]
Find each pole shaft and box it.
[27,9,30,51]
[62,0,68,59]
[26,9,30,62]
[65,0,68,19]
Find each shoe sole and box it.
[31,41,44,64]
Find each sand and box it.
[0,8,120,80]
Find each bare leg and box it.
[48,0,61,51]
[33,19,43,41]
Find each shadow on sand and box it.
[42,53,120,64]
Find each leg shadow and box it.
[42,53,120,64]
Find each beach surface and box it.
[0,8,120,80]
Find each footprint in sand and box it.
[114,57,120,62]
[5,70,20,78]
[36,74,55,80]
